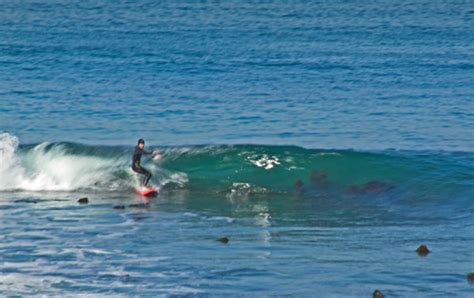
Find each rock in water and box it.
[217,237,229,244]
[373,289,384,298]
[78,197,89,204]
[416,244,430,256]
[309,170,327,185]
[467,272,474,284]
[113,205,126,209]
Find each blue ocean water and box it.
[1,1,473,296]
[1,0,473,150]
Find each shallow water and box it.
[1,0,473,296]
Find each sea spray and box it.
[0,133,23,190]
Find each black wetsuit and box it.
[132,146,153,186]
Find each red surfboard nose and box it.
[134,187,158,197]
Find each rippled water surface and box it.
[1,0,473,296]
[1,0,473,150]
[1,191,473,296]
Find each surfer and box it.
[132,138,159,187]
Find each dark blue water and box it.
[1,0,473,150]
[1,1,473,296]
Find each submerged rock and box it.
[345,180,394,195]
[416,244,430,256]
[293,180,304,191]
[309,170,327,185]
[345,185,361,194]
[294,180,304,190]
[217,237,229,244]
[362,180,394,193]
[467,272,474,284]
[373,289,384,298]
[77,197,89,204]
[113,205,126,209]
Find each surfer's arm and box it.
[145,149,161,160]
[152,150,161,160]
[143,149,153,155]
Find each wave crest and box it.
[0,133,186,192]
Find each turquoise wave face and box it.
[161,145,473,210]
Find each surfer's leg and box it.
[133,166,152,186]
[143,168,152,186]
[135,167,151,186]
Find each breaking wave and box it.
[0,132,472,211]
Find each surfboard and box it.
[134,187,158,197]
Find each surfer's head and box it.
[138,138,145,149]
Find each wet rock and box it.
[113,205,126,209]
[416,244,430,256]
[467,272,474,284]
[77,197,89,204]
[373,289,384,298]
[217,237,229,244]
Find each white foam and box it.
[0,133,23,190]
[247,154,280,170]
[0,133,132,191]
